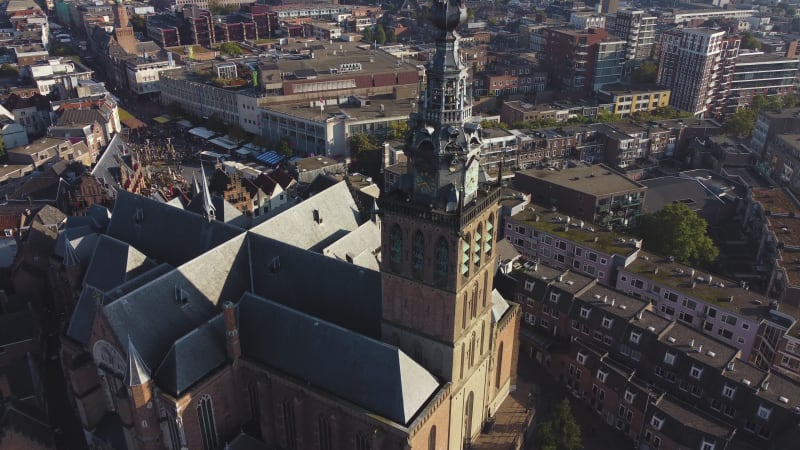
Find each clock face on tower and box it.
[93,339,127,376]
[416,169,436,196]
[464,158,479,197]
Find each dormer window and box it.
[580,307,590,319]
[630,331,641,344]
[650,415,664,430]
[602,316,613,329]
[664,351,676,365]
[174,286,188,305]
[757,405,772,421]
[722,384,736,400]
[624,389,636,403]
[576,351,587,365]
[690,365,703,380]
[596,369,608,383]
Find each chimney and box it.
[697,344,702,353]
[689,338,695,349]
[223,302,241,359]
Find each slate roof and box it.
[238,293,439,425]
[92,134,130,192]
[248,233,382,338]
[66,285,105,346]
[321,219,381,271]
[107,190,245,267]
[250,180,360,252]
[226,433,270,450]
[154,314,227,396]
[640,176,723,214]
[492,289,510,323]
[125,338,151,387]
[53,226,99,266]
[82,234,156,292]
[102,234,250,370]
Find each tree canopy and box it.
[631,61,658,84]
[219,42,242,56]
[374,24,387,45]
[723,94,798,138]
[0,64,19,77]
[638,202,719,267]
[349,134,382,179]
[362,26,373,43]
[535,398,582,450]
[740,32,762,50]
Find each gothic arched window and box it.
[474,225,482,268]
[461,232,471,278]
[471,283,478,319]
[435,237,449,286]
[390,225,402,271]
[429,425,437,450]
[496,342,504,389]
[485,215,495,257]
[413,231,425,279]
[469,332,476,367]
[356,431,372,450]
[282,399,297,449]
[318,415,332,450]
[480,321,486,355]
[197,395,218,450]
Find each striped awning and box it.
[255,151,284,166]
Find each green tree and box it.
[596,110,621,123]
[388,120,410,139]
[208,0,237,14]
[0,64,19,77]
[276,137,292,156]
[362,26,373,43]
[0,135,5,161]
[783,95,799,108]
[631,61,658,84]
[638,202,719,267]
[349,134,382,179]
[740,32,762,50]
[535,398,582,450]
[385,26,397,44]
[219,42,242,57]
[374,24,387,45]
[130,14,147,33]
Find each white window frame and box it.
[580,307,591,319]
[690,365,703,380]
[624,389,635,403]
[664,352,676,365]
[757,405,772,420]
[650,415,664,430]
[596,369,608,383]
[722,384,736,400]
[602,316,613,329]
[630,331,641,344]
[576,351,587,365]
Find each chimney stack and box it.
[223,302,241,359]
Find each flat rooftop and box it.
[7,137,67,155]
[660,320,739,370]
[751,188,799,216]
[510,206,641,257]
[516,165,646,197]
[576,284,648,320]
[264,96,415,123]
[654,397,734,439]
[625,252,775,319]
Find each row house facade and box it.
[762,134,800,196]
[617,251,798,368]
[503,259,800,449]
[504,205,642,287]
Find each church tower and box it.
[112,0,137,54]
[380,1,500,445]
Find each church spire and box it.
[200,165,216,222]
[125,336,151,387]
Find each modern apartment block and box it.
[513,164,647,229]
[657,28,740,118]
[762,134,800,196]
[609,9,657,61]
[751,108,800,158]
[542,28,625,98]
[729,53,798,112]
[597,85,671,117]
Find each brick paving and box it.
[470,381,536,450]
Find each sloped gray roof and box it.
[154,314,226,396]
[53,227,99,266]
[238,293,439,425]
[321,219,381,271]
[82,234,156,292]
[250,181,360,252]
[66,285,104,346]
[107,190,245,267]
[225,433,269,450]
[248,233,382,338]
[92,134,128,192]
[57,108,108,127]
[492,289,510,323]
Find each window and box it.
[571,319,580,330]
[413,231,425,278]
[524,313,535,324]
[663,291,678,302]
[650,415,664,430]
[462,232,471,277]
[596,369,608,382]
[678,311,694,324]
[167,414,182,450]
[576,351,587,365]
[690,365,703,380]
[710,398,722,411]
[602,316,613,329]
[580,307,591,319]
[660,305,675,316]
[524,280,534,291]
[718,328,733,340]
[664,352,676,365]
[496,342,504,388]
[624,390,635,403]
[319,415,332,450]
[722,314,738,326]
[390,225,402,271]
[435,237,449,285]
[281,399,297,449]
[700,438,716,449]
[574,247,583,256]
[428,426,436,450]
[682,299,697,309]
[757,405,772,420]
[356,432,372,450]
[653,436,661,448]
[723,384,736,399]
[630,331,641,344]
[197,395,218,450]
[588,252,598,262]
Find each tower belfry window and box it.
[474,225,482,267]
[435,237,449,285]
[485,216,494,256]
[413,231,425,279]
[390,225,402,271]
[461,233,471,277]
